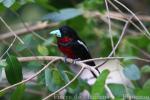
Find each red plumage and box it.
[58,37,75,58]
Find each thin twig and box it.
[0,17,24,44]
[107,0,145,35]
[10,10,47,41]
[114,0,150,39]
[81,56,150,63]
[108,16,133,57]
[105,0,115,56]
[86,11,141,36]
[105,11,150,22]
[0,84,44,96]
[127,41,150,59]
[105,85,115,99]
[0,37,17,60]
[95,14,133,68]
[1,55,149,99]
[1,56,146,63]
[42,67,85,100]
[0,22,58,43]
[0,56,147,63]
[0,59,58,93]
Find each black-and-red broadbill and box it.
[50,25,98,77]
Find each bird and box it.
[50,25,98,77]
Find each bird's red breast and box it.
[58,37,75,59]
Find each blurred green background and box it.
[0,0,150,100]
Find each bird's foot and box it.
[72,58,81,65]
[64,56,67,63]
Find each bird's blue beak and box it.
[50,30,61,37]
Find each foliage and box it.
[11,84,26,100]
[123,64,141,80]
[91,70,109,99]
[5,55,23,85]
[0,0,150,99]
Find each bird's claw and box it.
[64,57,81,65]
[64,56,67,63]
[72,58,81,65]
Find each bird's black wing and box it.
[71,40,95,66]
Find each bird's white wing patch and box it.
[77,40,88,51]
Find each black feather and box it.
[71,40,95,66]
[58,25,98,78]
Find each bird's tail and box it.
[85,61,100,78]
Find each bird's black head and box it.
[50,25,79,40]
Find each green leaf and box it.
[16,34,33,51]
[127,36,150,48]
[143,79,150,89]
[52,69,63,85]
[119,40,138,57]
[141,65,150,73]
[57,65,70,83]
[10,84,26,100]
[2,0,16,8]
[42,8,83,22]
[91,70,110,99]
[45,68,53,91]
[5,55,23,84]
[123,64,141,80]
[108,84,126,97]
[0,91,5,97]
[58,64,87,94]
[147,44,150,52]
[44,68,64,92]
[43,37,55,46]
[26,61,43,70]
[66,16,86,32]
[36,0,57,11]
[136,88,150,96]
[65,71,79,93]
[84,0,105,12]
[37,45,49,56]
[16,34,40,52]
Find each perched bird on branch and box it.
[49,25,134,99]
[50,25,98,78]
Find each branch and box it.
[0,37,16,60]
[17,56,100,76]
[0,22,59,41]
[95,15,133,68]
[105,0,115,56]
[1,56,114,99]
[107,0,145,35]
[1,56,149,99]
[85,11,142,37]
[104,11,150,22]
[0,84,44,96]
[88,11,150,22]
[108,16,133,57]
[42,67,85,100]
[0,17,24,44]
[114,0,150,39]
[82,56,150,63]
[2,10,150,42]
[0,59,58,93]
[9,56,149,63]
